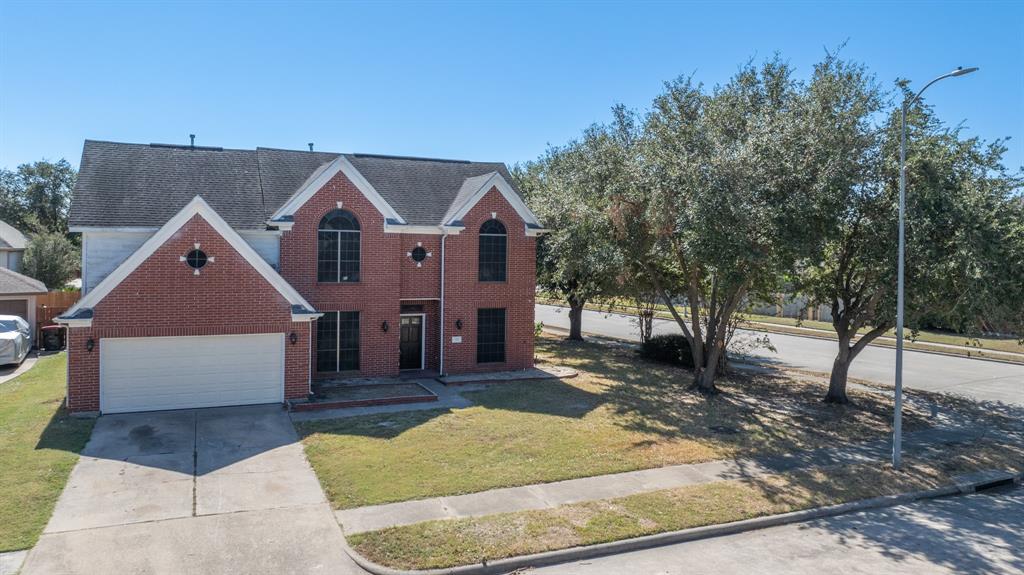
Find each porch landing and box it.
[436,364,578,385]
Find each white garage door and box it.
[100,334,285,413]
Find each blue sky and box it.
[1,1,1021,171]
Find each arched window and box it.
[318,209,360,282]
[478,219,507,282]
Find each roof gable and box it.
[0,267,46,294]
[0,221,28,250]
[60,196,317,325]
[443,172,544,233]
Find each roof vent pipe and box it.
[308,143,314,152]
[189,134,195,149]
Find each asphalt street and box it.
[527,486,1024,575]
[536,304,1024,405]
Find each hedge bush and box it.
[639,334,694,368]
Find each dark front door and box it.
[399,315,423,370]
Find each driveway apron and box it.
[21,405,364,575]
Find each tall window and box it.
[316,311,360,372]
[478,219,507,282]
[477,308,506,363]
[318,209,360,282]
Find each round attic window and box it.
[411,247,427,262]
[185,249,208,270]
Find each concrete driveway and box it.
[21,405,365,575]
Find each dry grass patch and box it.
[298,336,945,510]
[349,438,1024,570]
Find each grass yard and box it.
[349,437,1024,570]
[297,335,942,510]
[0,354,94,552]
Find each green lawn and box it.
[297,336,939,510]
[348,437,1024,570]
[0,354,94,552]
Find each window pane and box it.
[338,230,360,282]
[338,311,360,371]
[317,231,339,282]
[478,234,507,282]
[476,308,506,363]
[316,312,338,372]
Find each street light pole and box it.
[893,66,978,470]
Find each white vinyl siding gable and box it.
[82,230,281,293]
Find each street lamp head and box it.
[950,66,979,77]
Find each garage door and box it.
[0,299,28,320]
[100,334,285,413]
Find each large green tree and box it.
[516,140,620,340]
[797,75,1024,403]
[0,159,76,234]
[23,231,79,289]
[605,58,836,393]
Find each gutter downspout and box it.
[439,232,447,376]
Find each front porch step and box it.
[437,365,578,386]
[291,382,438,412]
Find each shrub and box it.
[639,334,694,368]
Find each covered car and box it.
[0,315,31,365]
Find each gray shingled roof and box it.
[70,140,521,230]
[0,221,27,250]
[0,267,47,294]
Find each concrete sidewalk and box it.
[337,426,992,534]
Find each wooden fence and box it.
[36,290,80,339]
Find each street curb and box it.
[340,471,1022,575]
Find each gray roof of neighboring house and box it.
[70,140,522,230]
[0,267,47,294]
[0,220,28,250]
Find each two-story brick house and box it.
[58,140,545,414]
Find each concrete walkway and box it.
[336,426,992,534]
[0,550,27,575]
[0,352,38,385]
[21,405,366,575]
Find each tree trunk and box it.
[826,351,852,404]
[693,339,724,394]
[825,323,889,404]
[567,299,585,341]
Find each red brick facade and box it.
[66,215,311,413]
[66,170,536,412]
[278,170,536,379]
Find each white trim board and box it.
[270,155,406,225]
[442,172,544,233]
[61,196,319,325]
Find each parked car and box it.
[0,315,31,365]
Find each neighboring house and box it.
[58,140,546,414]
[0,219,28,273]
[0,221,49,337]
[0,266,47,336]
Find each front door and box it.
[399,315,423,370]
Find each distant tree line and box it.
[517,51,1024,403]
[0,159,80,289]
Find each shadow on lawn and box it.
[34,403,94,453]
[535,335,969,459]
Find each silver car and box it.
[0,315,31,365]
